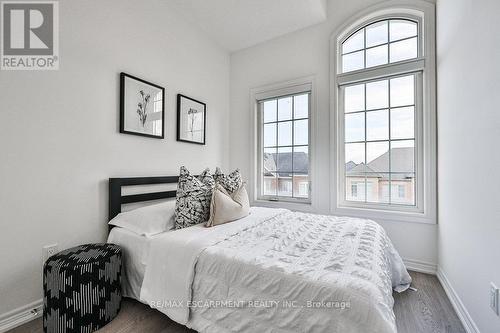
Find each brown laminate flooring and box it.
[8,271,466,333]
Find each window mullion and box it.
[275,100,278,198]
[337,58,425,86]
[387,20,391,64]
[388,78,392,204]
[291,96,295,198]
[364,83,367,203]
[363,28,367,70]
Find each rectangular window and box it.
[258,92,310,201]
[351,184,358,197]
[342,73,416,207]
[398,185,405,198]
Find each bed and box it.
[107,227,153,300]
[107,176,411,333]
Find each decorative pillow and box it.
[206,182,250,227]
[174,166,215,229]
[213,167,242,193]
[108,200,176,236]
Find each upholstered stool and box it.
[43,243,122,333]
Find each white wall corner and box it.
[403,258,437,275]
[318,0,328,18]
[0,299,42,333]
[437,267,481,333]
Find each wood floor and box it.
[393,271,466,333]
[9,271,465,333]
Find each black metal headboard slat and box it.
[121,191,177,205]
[108,176,180,221]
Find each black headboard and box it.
[108,176,179,221]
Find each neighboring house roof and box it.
[345,160,357,172]
[263,153,277,176]
[346,163,381,177]
[263,152,308,177]
[346,147,414,180]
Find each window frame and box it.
[330,1,436,224]
[339,16,422,74]
[257,91,312,203]
[250,77,316,209]
[338,71,424,213]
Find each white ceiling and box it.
[168,0,328,52]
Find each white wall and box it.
[229,0,437,266]
[0,0,229,316]
[437,0,500,331]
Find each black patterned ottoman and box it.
[43,243,122,333]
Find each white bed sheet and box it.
[107,227,153,300]
[140,207,411,333]
[140,207,286,324]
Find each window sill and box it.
[252,198,313,212]
[332,204,435,225]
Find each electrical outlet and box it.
[490,282,499,315]
[42,244,59,264]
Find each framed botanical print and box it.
[177,94,206,145]
[120,72,165,139]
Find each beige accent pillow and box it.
[206,183,250,227]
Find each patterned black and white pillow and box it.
[174,166,215,229]
[213,167,242,194]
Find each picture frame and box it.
[120,72,165,139]
[176,94,206,145]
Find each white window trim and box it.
[250,76,318,212]
[330,0,437,224]
[338,72,424,214]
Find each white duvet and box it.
[140,207,411,333]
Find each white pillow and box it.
[206,183,250,227]
[109,200,176,236]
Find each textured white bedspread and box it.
[141,207,411,333]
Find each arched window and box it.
[341,19,418,73]
[332,3,436,224]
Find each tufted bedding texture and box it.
[141,207,411,333]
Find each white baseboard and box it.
[0,299,42,333]
[0,265,478,333]
[403,258,437,275]
[437,267,480,333]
